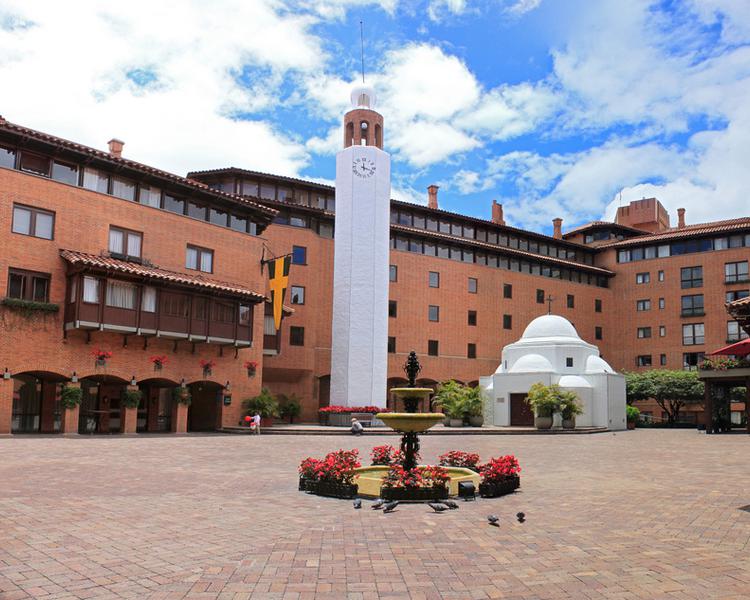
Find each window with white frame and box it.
[82,276,99,303]
[105,280,137,309]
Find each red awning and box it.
[708,338,750,356]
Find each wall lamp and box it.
[71,371,78,383]
[130,375,137,386]
[225,381,231,391]
[3,368,9,380]
[180,378,186,389]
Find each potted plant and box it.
[478,455,521,498]
[242,387,279,426]
[91,349,112,367]
[303,449,360,499]
[122,389,143,409]
[298,457,321,491]
[559,389,583,429]
[60,385,83,409]
[370,445,412,466]
[172,386,192,406]
[150,355,168,371]
[278,393,301,424]
[626,405,640,430]
[465,385,484,427]
[244,360,258,378]
[525,382,558,429]
[432,380,468,427]
[199,359,216,377]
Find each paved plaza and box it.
[1,430,749,600]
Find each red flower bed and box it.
[479,455,521,484]
[438,450,480,470]
[318,405,389,414]
[298,449,361,485]
[381,464,450,489]
[370,444,419,466]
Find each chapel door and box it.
[510,393,534,426]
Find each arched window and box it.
[346,121,354,148]
[374,124,382,148]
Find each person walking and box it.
[253,413,262,435]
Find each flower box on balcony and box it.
[478,475,520,498]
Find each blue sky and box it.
[1,0,749,236]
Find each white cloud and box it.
[295,0,398,20]
[0,0,325,177]
[427,0,469,22]
[389,120,480,167]
[504,0,542,17]
[305,126,342,155]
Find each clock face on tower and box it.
[352,156,376,178]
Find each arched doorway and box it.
[78,374,128,433]
[138,378,179,433]
[78,375,129,434]
[11,371,68,433]
[187,381,223,431]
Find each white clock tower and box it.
[330,86,391,408]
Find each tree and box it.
[625,370,704,425]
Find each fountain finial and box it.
[403,351,421,387]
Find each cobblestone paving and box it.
[1,430,749,599]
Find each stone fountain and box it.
[352,351,480,498]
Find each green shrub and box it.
[432,380,471,419]
[243,387,279,418]
[122,389,142,409]
[626,405,640,422]
[278,393,302,423]
[60,385,83,409]
[172,387,192,406]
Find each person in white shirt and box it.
[253,413,261,435]
[350,417,364,436]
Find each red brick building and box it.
[2,115,748,433]
[0,117,275,435]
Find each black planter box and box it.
[479,476,520,498]
[380,485,448,501]
[299,477,308,491]
[304,479,358,499]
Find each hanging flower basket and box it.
[478,475,520,498]
[150,355,168,372]
[244,361,258,378]
[199,359,215,377]
[380,485,448,501]
[91,349,112,367]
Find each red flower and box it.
[244,361,258,369]
[150,355,168,366]
[380,465,449,489]
[91,349,112,360]
[299,449,361,484]
[199,359,216,369]
[438,451,480,469]
[479,455,521,484]
[318,405,390,414]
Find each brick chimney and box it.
[108,138,124,158]
[552,217,563,239]
[491,200,505,226]
[677,207,686,229]
[427,185,439,209]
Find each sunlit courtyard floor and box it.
[1,430,749,599]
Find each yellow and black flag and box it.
[267,255,291,332]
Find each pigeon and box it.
[443,499,459,510]
[516,512,526,523]
[353,499,362,509]
[428,502,448,512]
[382,501,399,513]
[371,499,385,509]
[487,514,500,527]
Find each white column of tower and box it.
[330,86,391,408]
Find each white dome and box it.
[585,355,615,374]
[521,315,580,340]
[558,375,592,388]
[350,85,376,109]
[509,353,554,373]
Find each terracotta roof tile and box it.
[60,250,265,302]
[0,118,277,220]
[600,217,750,248]
[391,225,613,276]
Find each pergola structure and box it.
[699,297,750,434]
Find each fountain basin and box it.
[353,465,480,498]
[376,412,445,432]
